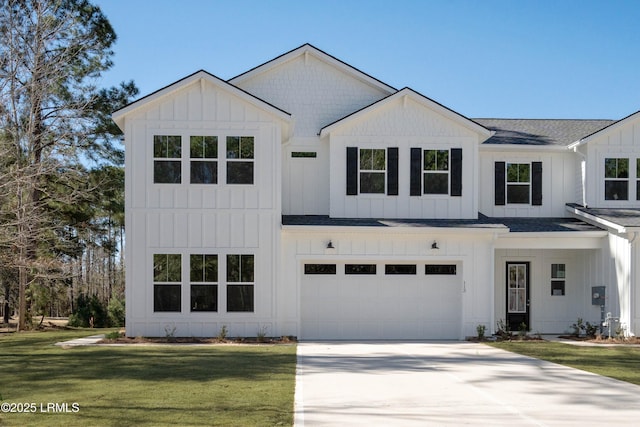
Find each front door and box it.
[506,262,530,331]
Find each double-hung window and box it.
[506,163,530,204]
[226,136,254,184]
[551,263,566,296]
[153,135,182,183]
[190,136,218,184]
[226,254,254,312]
[423,149,449,194]
[153,254,182,312]
[190,254,218,312]
[359,148,386,193]
[605,158,629,200]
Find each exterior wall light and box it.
[431,241,439,250]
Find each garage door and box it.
[300,262,462,340]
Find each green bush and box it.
[68,294,108,328]
[107,295,125,327]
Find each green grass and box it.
[0,330,296,426]
[487,341,640,385]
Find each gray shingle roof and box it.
[567,203,640,229]
[282,215,602,232]
[474,118,614,146]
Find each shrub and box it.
[68,294,108,328]
[107,295,125,327]
[217,324,228,341]
[476,324,486,340]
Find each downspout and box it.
[490,232,498,335]
[629,232,639,337]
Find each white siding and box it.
[479,149,576,217]
[328,96,481,219]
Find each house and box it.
[112,44,640,340]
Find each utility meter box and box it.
[592,286,606,306]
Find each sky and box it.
[94,0,640,120]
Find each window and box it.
[190,254,218,312]
[423,150,449,194]
[345,264,376,275]
[425,265,457,275]
[153,135,182,183]
[551,263,565,296]
[359,148,386,193]
[506,163,530,204]
[227,254,254,312]
[385,264,417,275]
[292,151,317,158]
[304,264,337,274]
[226,136,254,184]
[153,254,181,312]
[604,158,629,200]
[190,136,217,184]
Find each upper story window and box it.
[359,148,386,193]
[506,163,530,204]
[494,161,542,206]
[190,136,218,184]
[153,135,182,183]
[423,150,449,194]
[226,136,254,184]
[346,147,398,196]
[605,158,629,200]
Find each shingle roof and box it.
[474,118,614,146]
[567,203,640,229]
[282,215,602,232]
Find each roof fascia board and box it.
[229,43,397,95]
[112,70,292,130]
[568,110,640,149]
[480,143,570,152]
[319,88,493,140]
[281,224,509,235]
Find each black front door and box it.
[506,262,530,331]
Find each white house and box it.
[113,44,640,340]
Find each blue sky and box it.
[95,0,640,120]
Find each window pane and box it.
[167,136,182,158]
[345,264,376,275]
[240,137,254,159]
[292,151,317,158]
[507,163,529,183]
[424,150,448,171]
[385,264,417,275]
[153,136,164,158]
[191,285,217,312]
[605,181,628,200]
[618,159,629,178]
[227,162,254,184]
[154,160,181,183]
[551,264,565,279]
[425,265,457,275]
[190,161,217,184]
[190,136,204,158]
[204,136,218,158]
[227,255,240,282]
[227,285,254,312]
[372,149,385,170]
[507,184,530,203]
[437,150,449,171]
[360,149,372,169]
[226,136,240,158]
[241,255,254,283]
[360,172,385,193]
[424,150,436,171]
[190,254,218,282]
[424,173,448,194]
[304,264,337,274]
[551,281,565,296]
[154,285,181,312]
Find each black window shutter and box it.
[346,147,358,195]
[387,147,399,195]
[451,148,462,196]
[495,161,506,205]
[410,148,422,196]
[532,161,542,205]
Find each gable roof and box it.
[476,118,615,146]
[319,87,493,140]
[567,110,640,149]
[228,43,397,95]
[112,70,292,131]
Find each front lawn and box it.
[0,330,296,426]
[488,341,640,385]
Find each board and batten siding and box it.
[123,78,285,337]
[327,95,482,219]
[479,149,576,217]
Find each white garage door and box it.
[300,262,462,340]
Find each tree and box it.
[0,0,137,330]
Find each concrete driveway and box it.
[294,341,640,426]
